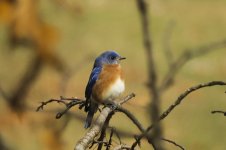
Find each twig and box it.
[131,81,226,149]
[97,112,114,150]
[89,140,108,149]
[211,110,226,116]
[75,93,135,150]
[161,138,185,150]
[106,128,114,150]
[36,97,85,119]
[160,39,226,91]
[111,127,122,145]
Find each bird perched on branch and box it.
[84,51,126,128]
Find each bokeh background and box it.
[0,0,226,149]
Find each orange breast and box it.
[92,64,124,103]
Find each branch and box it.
[136,0,164,149]
[211,110,226,116]
[75,93,135,150]
[96,111,114,150]
[131,81,226,149]
[161,138,185,150]
[106,127,114,150]
[36,96,86,119]
[160,39,226,91]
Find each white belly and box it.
[105,78,125,100]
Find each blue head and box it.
[94,50,126,67]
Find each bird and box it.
[84,50,126,128]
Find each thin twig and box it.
[110,127,122,145]
[106,128,114,150]
[131,81,226,149]
[211,110,226,116]
[89,140,108,149]
[161,138,185,150]
[36,97,85,119]
[97,112,114,150]
[160,39,226,91]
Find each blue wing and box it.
[84,66,102,126]
[85,66,102,99]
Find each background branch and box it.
[136,0,164,149]
[160,39,226,91]
[131,81,226,149]
[161,138,185,150]
[211,110,226,116]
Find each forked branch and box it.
[131,81,226,149]
[75,93,135,150]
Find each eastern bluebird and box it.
[84,50,126,128]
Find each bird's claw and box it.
[104,102,117,110]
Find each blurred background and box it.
[0,0,226,149]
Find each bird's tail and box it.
[84,101,98,128]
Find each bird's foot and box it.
[103,101,117,110]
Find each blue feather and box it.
[85,66,102,99]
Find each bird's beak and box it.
[119,57,126,60]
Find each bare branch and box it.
[75,93,135,150]
[159,81,226,120]
[131,81,226,149]
[161,138,185,150]
[136,0,164,149]
[97,112,114,150]
[160,39,226,91]
[211,110,226,116]
[36,96,85,119]
[106,127,114,150]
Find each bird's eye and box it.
[110,56,116,60]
